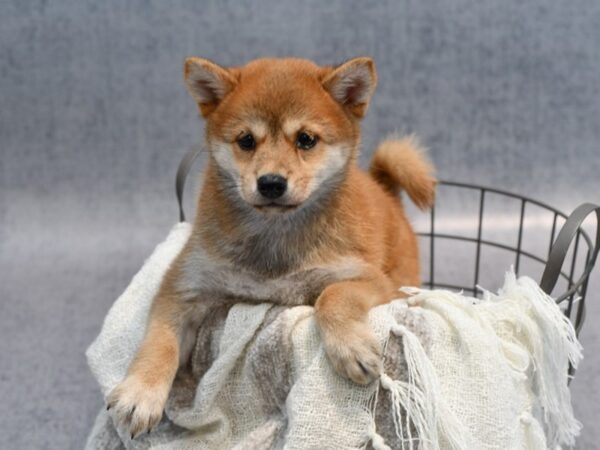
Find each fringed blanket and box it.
[85,223,582,449]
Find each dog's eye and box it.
[296,132,318,150]
[237,133,256,151]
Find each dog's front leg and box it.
[315,268,394,384]
[106,263,200,438]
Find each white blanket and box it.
[85,223,582,449]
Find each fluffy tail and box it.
[369,135,436,209]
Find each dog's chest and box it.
[180,246,365,305]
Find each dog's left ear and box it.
[184,57,238,117]
[322,57,377,118]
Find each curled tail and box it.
[369,135,436,209]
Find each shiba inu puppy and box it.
[107,56,436,437]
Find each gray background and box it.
[1,1,599,448]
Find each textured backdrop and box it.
[1,1,599,448]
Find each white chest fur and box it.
[178,242,365,306]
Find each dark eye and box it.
[237,133,256,151]
[296,132,318,150]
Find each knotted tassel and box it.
[367,425,392,450]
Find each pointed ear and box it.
[184,57,238,117]
[322,57,377,118]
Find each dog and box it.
[107,56,436,437]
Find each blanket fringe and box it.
[496,271,583,448]
[377,324,468,450]
[401,269,583,449]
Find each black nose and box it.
[257,174,287,199]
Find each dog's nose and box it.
[257,174,287,199]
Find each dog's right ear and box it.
[184,57,238,117]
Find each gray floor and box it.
[1,1,599,448]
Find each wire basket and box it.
[416,181,600,335]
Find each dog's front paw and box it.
[106,375,169,438]
[321,321,383,385]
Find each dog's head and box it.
[184,57,377,214]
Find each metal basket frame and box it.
[420,181,600,335]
